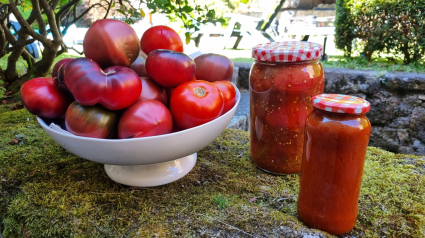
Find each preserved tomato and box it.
[249,41,324,174]
[297,94,372,235]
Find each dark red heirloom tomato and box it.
[170,80,224,129]
[83,19,140,68]
[140,25,183,54]
[53,58,74,97]
[118,99,172,139]
[212,81,236,115]
[65,58,142,111]
[139,77,167,105]
[20,77,73,119]
[130,50,148,77]
[65,102,118,139]
[195,53,234,82]
[146,50,196,88]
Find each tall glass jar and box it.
[297,94,372,235]
[249,41,324,174]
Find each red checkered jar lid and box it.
[312,94,371,114]
[252,41,323,62]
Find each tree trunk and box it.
[5,31,30,84]
[7,42,60,90]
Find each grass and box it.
[0,100,424,237]
[322,55,425,73]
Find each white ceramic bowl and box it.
[37,86,241,186]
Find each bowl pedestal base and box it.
[104,153,197,187]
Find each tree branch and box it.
[5,32,28,81]
[56,43,67,56]
[68,46,84,55]
[39,0,61,40]
[7,1,50,45]
[6,38,36,53]
[103,0,113,19]
[30,0,46,36]
[51,0,60,10]
[0,20,7,58]
[64,3,102,28]
[25,4,38,25]
[56,0,80,17]
[0,20,16,45]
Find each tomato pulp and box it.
[249,59,324,174]
[297,108,371,235]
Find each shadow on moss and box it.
[1,107,424,237]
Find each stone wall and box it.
[234,63,425,155]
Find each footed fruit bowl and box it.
[37,87,240,187]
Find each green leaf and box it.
[155,0,168,4]
[239,0,249,4]
[206,10,215,19]
[182,6,193,13]
[116,9,125,15]
[185,32,191,45]
[0,0,9,3]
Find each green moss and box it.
[1,106,424,237]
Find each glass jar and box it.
[297,94,372,235]
[249,41,324,174]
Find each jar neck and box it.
[313,107,367,118]
[253,58,320,65]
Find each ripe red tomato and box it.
[83,19,140,68]
[20,77,73,119]
[212,81,236,114]
[65,58,142,111]
[139,77,167,105]
[164,77,195,106]
[146,50,196,88]
[53,58,74,97]
[194,53,234,82]
[65,102,119,139]
[140,25,183,54]
[170,80,224,129]
[130,50,148,77]
[118,100,173,139]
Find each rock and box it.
[234,62,252,89]
[324,68,381,94]
[383,72,425,91]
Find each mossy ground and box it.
[1,104,424,237]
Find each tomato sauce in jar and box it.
[249,41,324,174]
[297,94,372,235]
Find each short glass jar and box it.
[249,41,324,174]
[297,94,372,235]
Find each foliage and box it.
[0,102,424,237]
[334,0,354,57]
[145,0,227,43]
[334,0,425,64]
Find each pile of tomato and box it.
[20,19,237,139]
